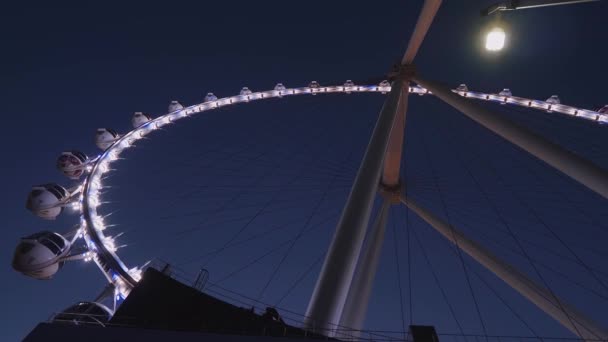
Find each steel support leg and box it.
[338,199,392,338]
[413,76,608,200]
[304,82,403,334]
[382,85,410,187]
[402,0,443,65]
[400,194,608,341]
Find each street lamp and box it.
[485,27,506,51]
[481,0,599,16]
[481,0,599,52]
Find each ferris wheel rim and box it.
[79,83,608,296]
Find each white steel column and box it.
[383,86,410,186]
[321,2,442,336]
[413,76,608,200]
[304,81,403,334]
[306,1,442,334]
[384,0,441,186]
[338,199,392,338]
[401,194,608,341]
[401,0,443,65]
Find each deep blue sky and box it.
[2,1,607,341]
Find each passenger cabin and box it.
[57,151,88,179]
[12,231,70,279]
[26,184,70,219]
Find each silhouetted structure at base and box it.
[112,268,327,337]
[24,268,439,341]
[24,268,332,341]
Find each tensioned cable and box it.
[406,197,608,266]
[132,204,340,251]
[419,115,490,340]
[479,156,608,294]
[122,104,302,238]
[195,107,374,269]
[429,104,608,294]
[414,221,542,340]
[199,261,594,342]
[179,208,341,267]
[408,214,466,336]
[425,101,608,261]
[172,111,345,240]
[272,197,387,313]
[196,202,347,278]
[137,104,294,194]
[211,210,340,285]
[423,105,591,339]
[274,252,325,307]
[454,220,608,302]
[166,98,346,232]
[176,154,360,186]
[276,197,387,310]
[255,148,358,301]
[463,104,608,234]
[408,188,608,285]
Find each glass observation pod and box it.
[240,87,252,96]
[12,231,70,279]
[498,88,512,104]
[204,93,218,102]
[95,128,120,150]
[309,81,320,95]
[378,80,391,94]
[456,84,469,93]
[343,80,355,94]
[546,95,561,104]
[545,95,561,112]
[57,151,89,180]
[274,83,286,97]
[26,184,70,220]
[239,87,253,102]
[168,100,184,113]
[132,112,152,129]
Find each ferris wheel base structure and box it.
[13,80,608,338]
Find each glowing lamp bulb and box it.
[485,27,506,51]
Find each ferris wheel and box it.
[12,0,608,340]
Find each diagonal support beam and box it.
[306,1,442,335]
[338,198,391,338]
[413,76,608,200]
[382,85,410,187]
[384,0,442,187]
[402,0,443,65]
[304,82,403,334]
[400,194,608,341]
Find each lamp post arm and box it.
[482,0,599,16]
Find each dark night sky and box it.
[1,1,607,341]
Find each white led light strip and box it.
[79,83,607,297]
